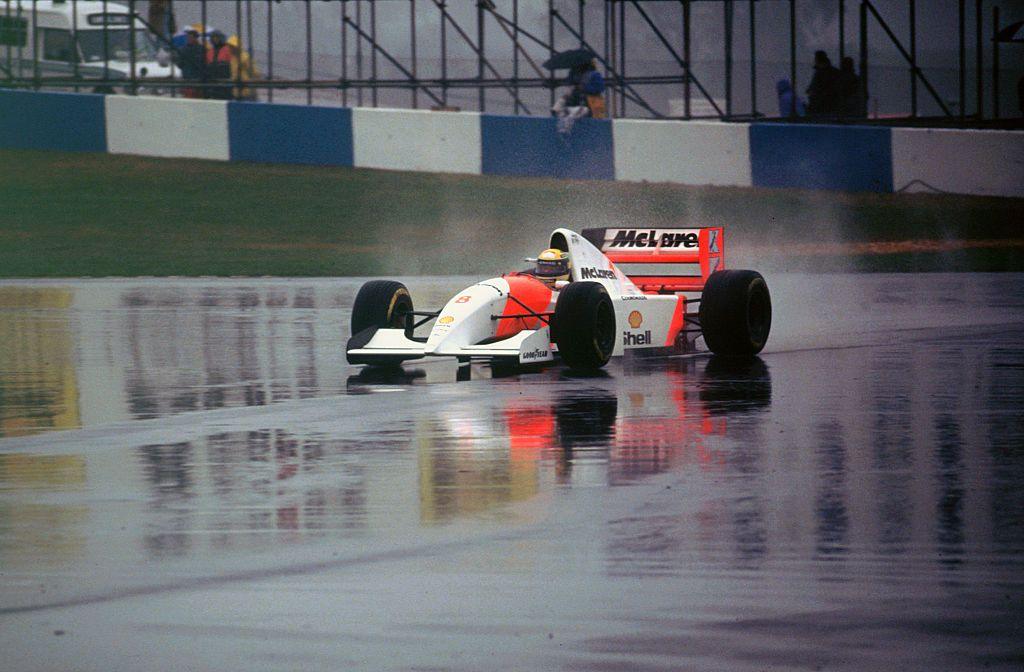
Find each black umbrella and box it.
[995,20,1024,43]
[542,48,597,70]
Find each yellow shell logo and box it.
[438,315,455,324]
[628,310,643,329]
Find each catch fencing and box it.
[2,0,1022,124]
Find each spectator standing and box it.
[838,56,865,118]
[173,26,205,99]
[205,30,233,100]
[806,50,840,117]
[227,35,259,101]
[776,79,806,118]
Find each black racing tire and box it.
[351,280,414,335]
[555,392,618,449]
[553,281,616,370]
[700,356,772,415]
[698,270,772,357]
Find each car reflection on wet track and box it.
[1,276,1023,671]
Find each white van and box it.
[0,0,178,93]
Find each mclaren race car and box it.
[345,227,771,370]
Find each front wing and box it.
[347,326,554,365]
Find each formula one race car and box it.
[346,227,771,370]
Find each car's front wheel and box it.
[347,280,415,366]
[351,280,413,335]
[553,281,616,369]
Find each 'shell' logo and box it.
[627,310,643,328]
[623,330,652,346]
[438,315,454,324]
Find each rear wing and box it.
[581,227,724,293]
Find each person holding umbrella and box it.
[545,48,607,133]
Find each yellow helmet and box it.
[535,248,570,284]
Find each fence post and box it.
[975,0,982,118]
[789,0,796,117]
[750,0,757,117]
[410,0,417,109]
[267,0,273,103]
[992,5,999,118]
[724,0,733,118]
[478,0,485,112]
[910,0,916,117]
[958,0,965,122]
[684,0,691,119]
[859,1,868,118]
[306,0,313,105]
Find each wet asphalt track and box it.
[1,274,1023,671]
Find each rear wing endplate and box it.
[581,227,724,293]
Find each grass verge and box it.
[1,149,1021,277]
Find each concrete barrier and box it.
[892,128,1024,198]
[229,102,353,166]
[0,90,106,152]
[481,115,614,181]
[353,108,481,174]
[750,124,893,193]
[4,90,1023,198]
[105,95,229,161]
[613,120,752,187]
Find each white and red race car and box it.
[346,227,771,370]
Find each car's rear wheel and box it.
[351,280,413,335]
[698,270,772,357]
[554,281,616,370]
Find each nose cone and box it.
[425,280,508,355]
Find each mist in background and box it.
[144,0,1024,117]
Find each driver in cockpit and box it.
[532,248,571,288]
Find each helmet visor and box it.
[536,256,569,278]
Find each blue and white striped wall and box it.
[2,89,1022,198]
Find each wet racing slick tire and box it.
[347,280,415,367]
[554,281,616,370]
[698,270,772,357]
[351,280,414,335]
